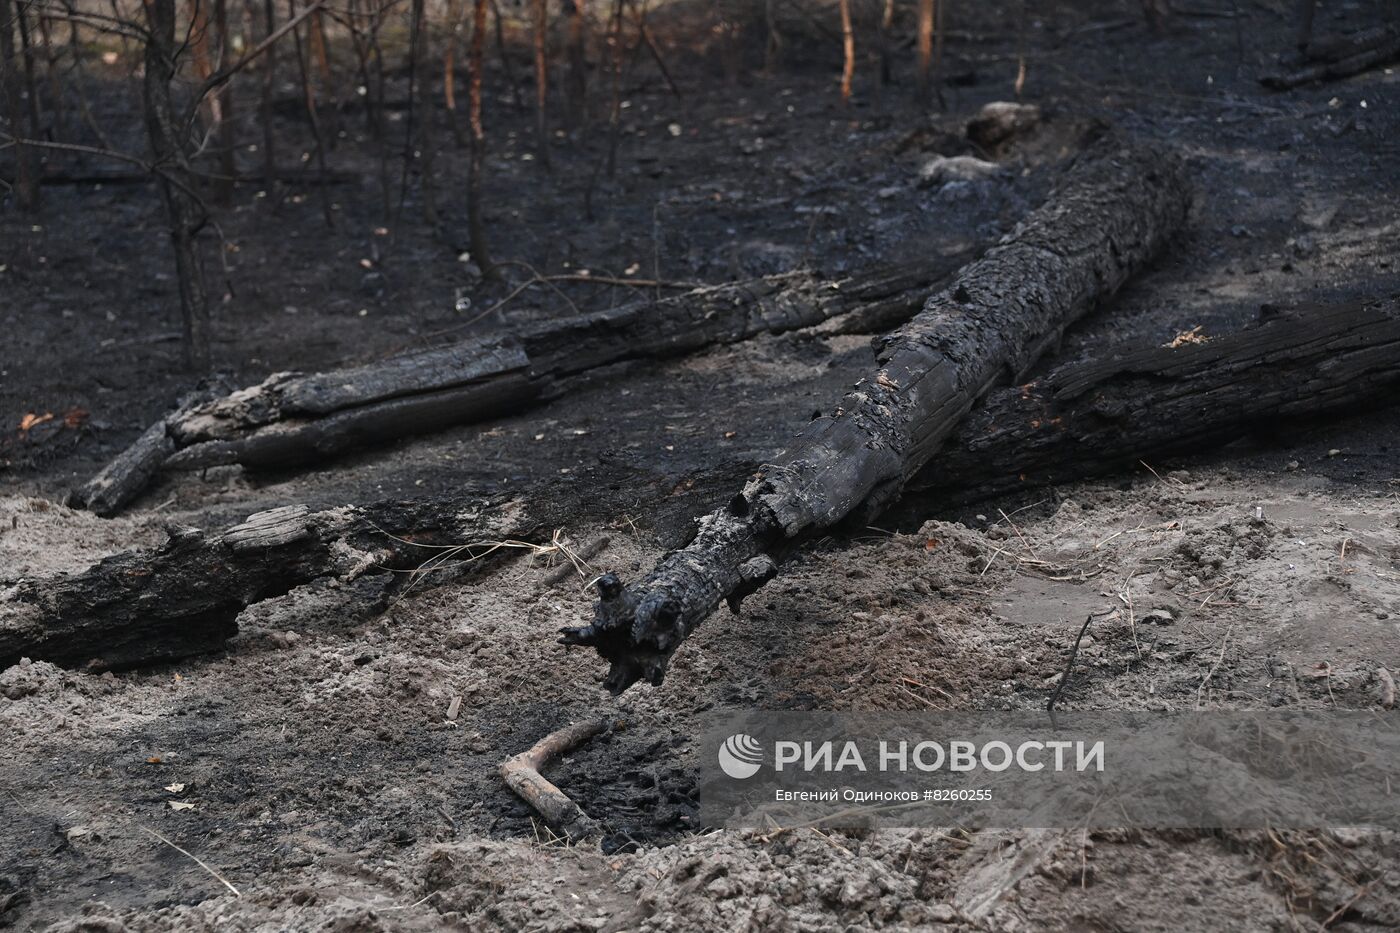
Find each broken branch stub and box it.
[562,138,1190,695]
[73,391,207,516]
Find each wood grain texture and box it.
[910,295,1400,501]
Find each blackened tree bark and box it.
[877,0,895,87]
[189,0,234,203]
[903,295,1400,505]
[12,0,38,139]
[213,0,238,200]
[1,494,555,671]
[289,0,334,228]
[563,0,587,124]
[143,0,212,371]
[562,138,1191,694]
[467,0,496,278]
[78,249,976,513]
[532,0,550,167]
[259,0,279,184]
[1,0,40,210]
[408,0,438,225]
[603,0,623,179]
[44,297,1400,671]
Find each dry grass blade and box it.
[371,526,587,598]
[140,825,241,898]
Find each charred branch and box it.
[1262,24,1400,89]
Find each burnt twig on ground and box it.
[540,535,612,589]
[1047,614,1096,716]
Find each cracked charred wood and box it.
[163,371,541,470]
[561,138,1190,695]
[74,418,176,516]
[73,393,208,516]
[0,495,543,671]
[1262,25,1400,88]
[81,250,973,514]
[905,294,1400,503]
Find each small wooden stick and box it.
[1378,667,1396,710]
[500,718,610,840]
[541,536,612,588]
[1047,614,1095,716]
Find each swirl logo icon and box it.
[718,733,764,779]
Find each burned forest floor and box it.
[3,0,1400,930]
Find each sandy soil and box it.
[5,466,1399,931]
[3,0,1400,930]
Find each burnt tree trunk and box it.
[905,294,1400,505]
[289,0,334,228]
[189,0,234,202]
[466,0,495,277]
[915,0,933,101]
[564,0,587,124]
[561,138,1190,694]
[1,0,40,210]
[532,0,550,167]
[259,0,280,185]
[0,494,550,671]
[26,296,1400,673]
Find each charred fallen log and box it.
[1262,25,1400,89]
[0,495,544,671]
[908,294,1400,503]
[14,297,1396,676]
[77,251,974,515]
[561,138,1191,695]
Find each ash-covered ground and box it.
[3,0,1399,929]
